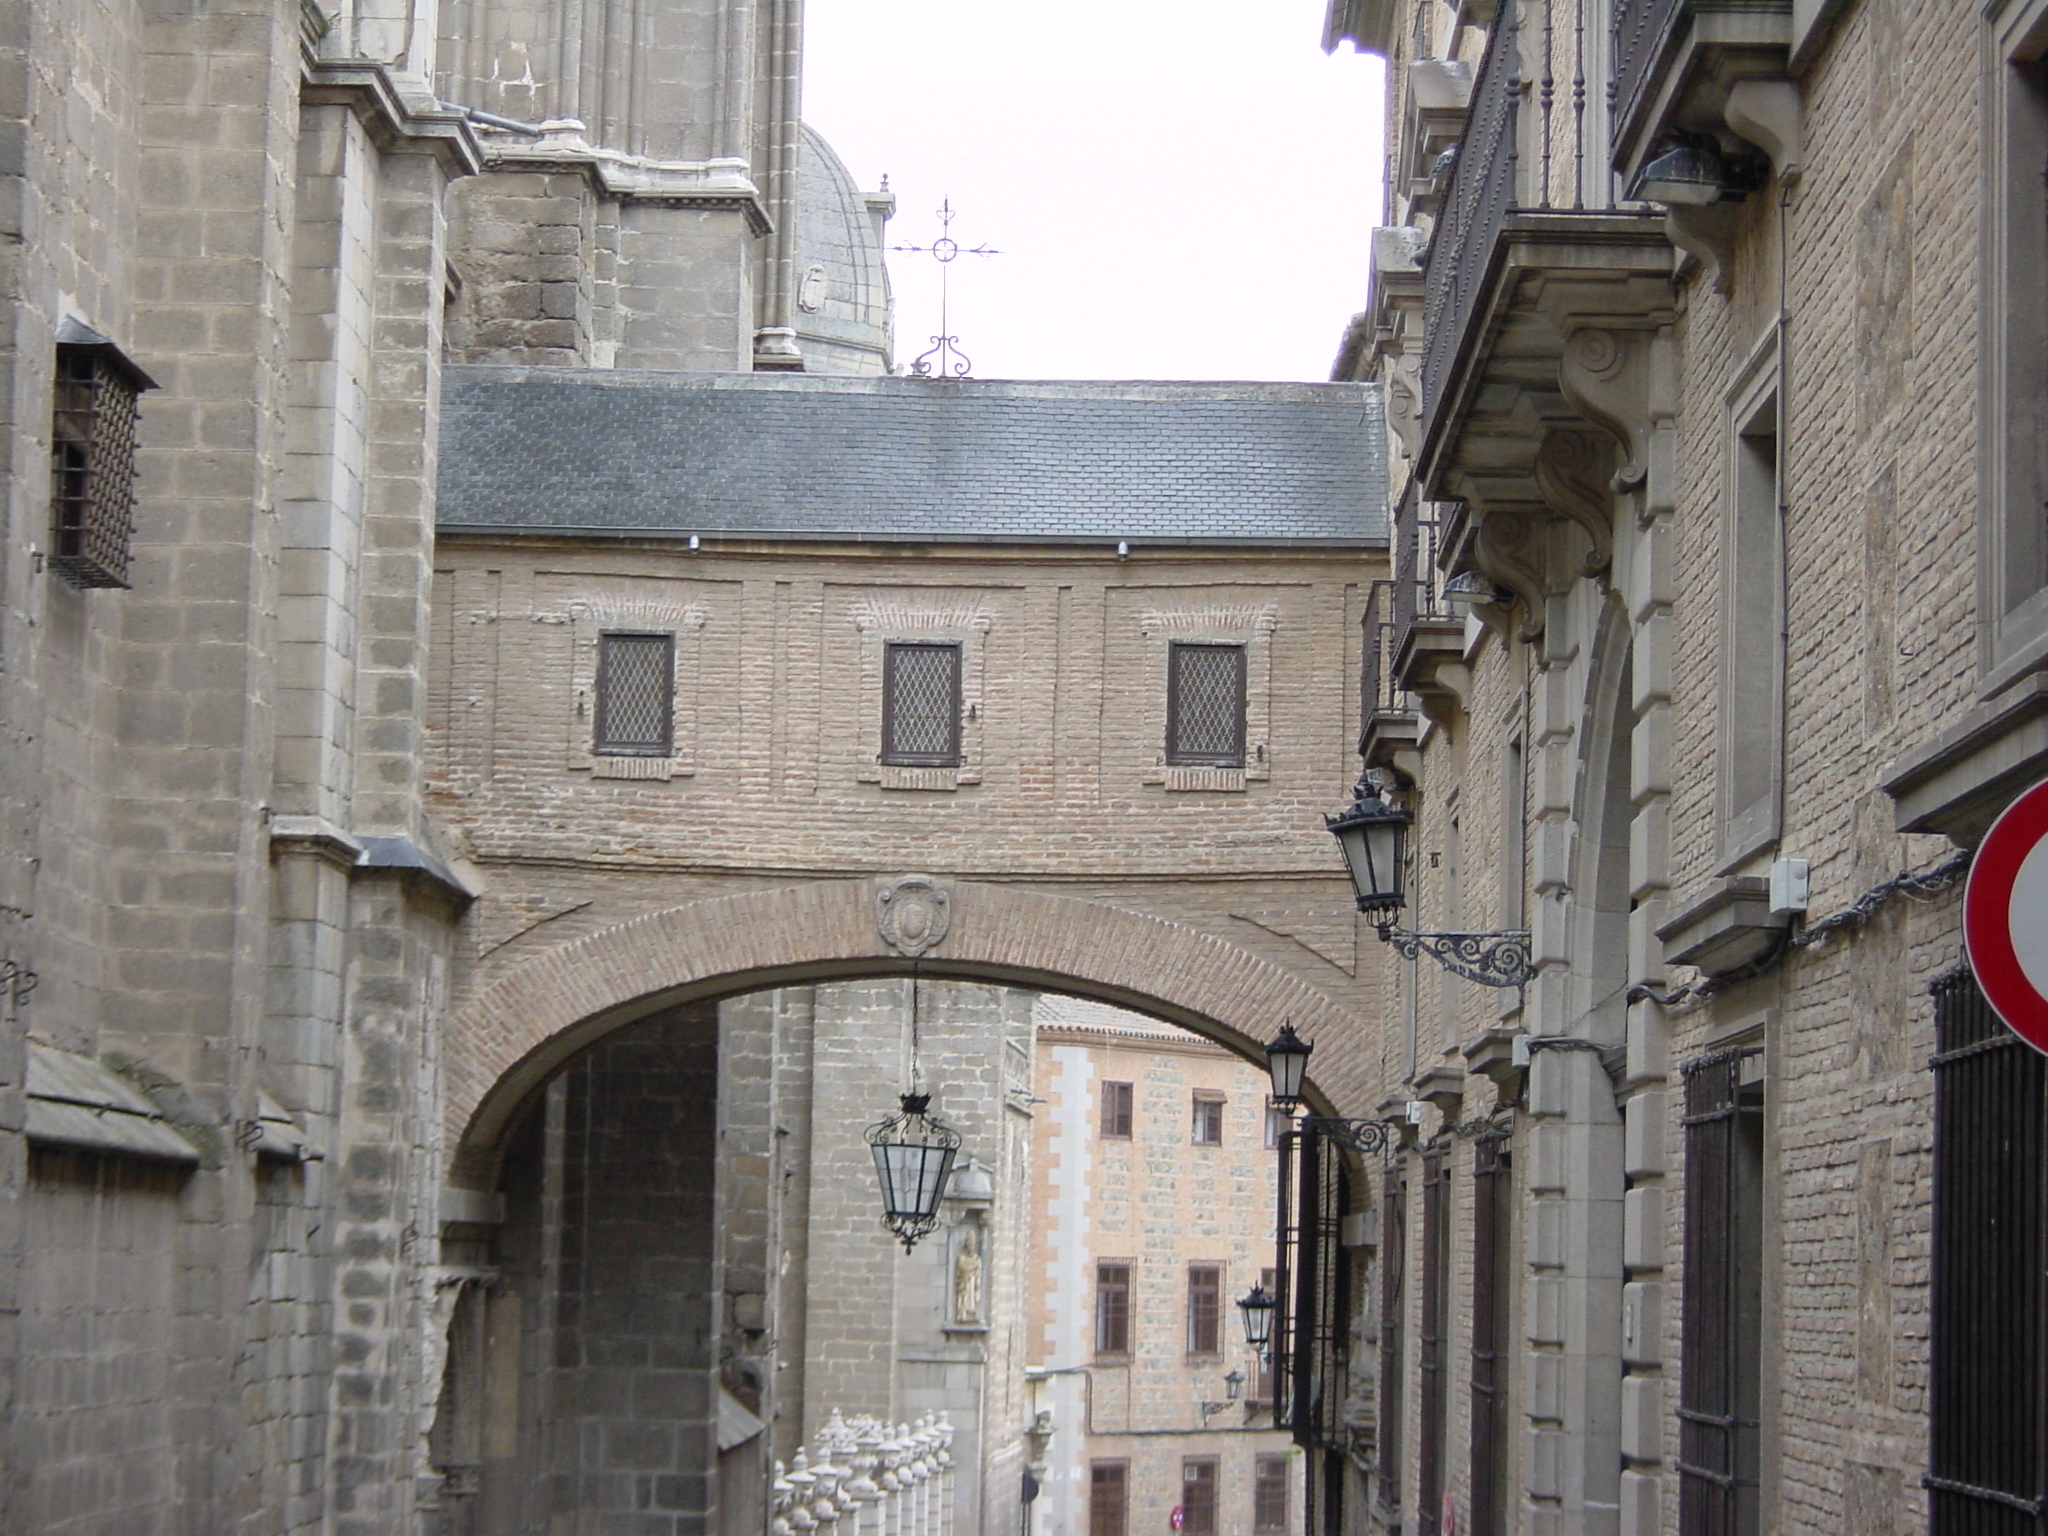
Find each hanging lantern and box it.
[865,1092,962,1251]
[1325,783,1409,920]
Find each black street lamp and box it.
[1262,1026,1394,1158]
[1237,1283,1276,1355]
[865,1092,961,1252]
[1325,776,1533,989]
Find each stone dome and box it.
[793,126,894,375]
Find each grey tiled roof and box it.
[437,368,1388,545]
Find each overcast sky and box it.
[802,0,1387,384]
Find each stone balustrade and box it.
[770,1411,956,1536]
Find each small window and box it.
[882,641,962,766]
[1096,1263,1132,1354]
[49,322,153,590]
[1186,1264,1222,1354]
[1166,643,1246,767]
[1192,1094,1224,1146]
[1181,1458,1219,1536]
[1090,1462,1129,1536]
[1254,1455,1290,1532]
[1101,1081,1134,1139]
[594,632,676,756]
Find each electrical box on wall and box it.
[1769,857,1811,917]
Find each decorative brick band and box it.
[445,876,1375,1175]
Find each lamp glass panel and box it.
[1268,1049,1307,1104]
[872,1142,958,1218]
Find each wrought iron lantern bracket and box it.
[1293,1115,1397,1161]
[1378,926,1533,989]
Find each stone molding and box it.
[478,121,772,234]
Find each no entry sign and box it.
[1965,775,2048,1054]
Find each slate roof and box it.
[437,368,1387,546]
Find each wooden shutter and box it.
[1254,1455,1290,1531]
[1089,1463,1128,1536]
[1416,1148,1449,1536]
[1470,1133,1513,1536]
[1101,1082,1133,1139]
[1376,1172,1406,1514]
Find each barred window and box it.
[1192,1093,1224,1145]
[1101,1081,1134,1139]
[882,642,962,766]
[1186,1264,1222,1353]
[1254,1454,1290,1532]
[1089,1462,1128,1536]
[1679,1047,1764,1536]
[594,632,675,756]
[1096,1262,1131,1354]
[1181,1458,1219,1536]
[1167,642,1246,767]
[50,320,153,590]
[1928,970,2048,1533]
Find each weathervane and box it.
[889,198,1001,378]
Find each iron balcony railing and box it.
[1611,0,1683,143]
[1361,488,1454,736]
[1418,6,1521,432]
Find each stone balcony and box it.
[1406,2,1674,623]
[1610,0,1798,191]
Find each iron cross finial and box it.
[888,199,1002,378]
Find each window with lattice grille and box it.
[1089,1462,1128,1536]
[1181,1459,1219,1536]
[1186,1265,1222,1353]
[882,642,961,766]
[50,326,153,590]
[594,633,675,756]
[1167,643,1246,767]
[1254,1455,1290,1532]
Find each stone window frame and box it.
[1190,1092,1225,1146]
[1716,333,1785,870]
[559,595,706,782]
[853,596,990,792]
[1983,0,2048,693]
[1139,603,1278,793]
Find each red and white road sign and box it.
[1965,775,2048,1054]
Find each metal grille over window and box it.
[1180,1459,1218,1536]
[1254,1455,1290,1533]
[1929,970,2048,1534]
[594,633,675,756]
[49,321,155,590]
[1275,1120,1352,1536]
[883,642,962,766]
[1089,1463,1128,1536]
[1167,643,1246,766]
[1679,1046,1764,1536]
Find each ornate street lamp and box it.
[1325,776,1534,989]
[1237,1283,1276,1355]
[1223,1368,1246,1401]
[865,1093,961,1252]
[1262,1026,1394,1158]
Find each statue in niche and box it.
[952,1224,984,1325]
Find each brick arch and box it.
[447,876,1375,1177]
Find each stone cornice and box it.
[299,58,486,177]
[478,122,773,235]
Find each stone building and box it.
[0,0,1394,1511]
[1325,0,2048,1524]
[1024,997,1299,1536]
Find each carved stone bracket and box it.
[1534,429,1618,575]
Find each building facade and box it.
[1025,998,1300,1536]
[1327,0,2048,1525]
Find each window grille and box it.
[593,633,675,756]
[882,642,962,766]
[1275,1121,1352,1536]
[1181,1459,1219,1536]
[1679,1046,1764,1536]
[1187,1265,1222,1354]
[1416,1147,1450,1536]
[1470,1133,1513,1536]
[1089,1463,1129,1536]
[1376,1172,1406,1514]
[1193,1094,1224,1145]
[1254,1454,1290,1532]
[1167,643,1246,767]
[1101,1081,1134,1139]
[1929,969,2048,1534]
[50,322,154,590]
[1096,1263,1132,1354]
